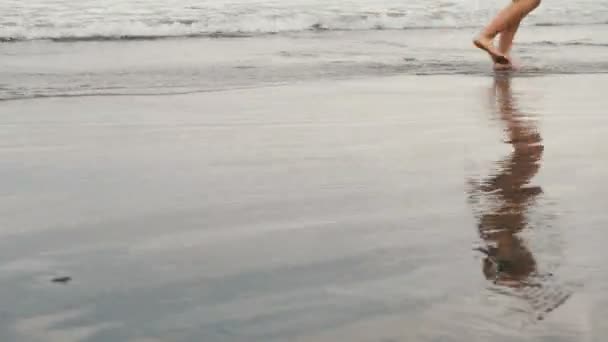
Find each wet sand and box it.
[1,74,608,341]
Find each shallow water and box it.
[2,0,608,101]
[2,25,608,101]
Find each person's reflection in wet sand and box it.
[471,74,570,321]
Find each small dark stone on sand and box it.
[52,276,72,284]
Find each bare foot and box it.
[474,37,510,65]
[493,62,513,71]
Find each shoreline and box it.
[2,24,608,102]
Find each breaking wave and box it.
[2,0,608,43]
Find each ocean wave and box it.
[0,8,435,42]
[0,5,608,43]
[533,21,608,27]
[522,40,608,47]
[3,22,608,43]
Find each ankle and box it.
[476,32,495,42]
